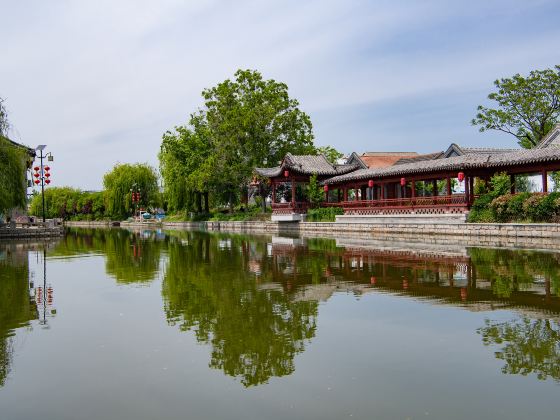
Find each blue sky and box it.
[1,0,559,189]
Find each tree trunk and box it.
[196,192,202,213]
[203,192,209,213]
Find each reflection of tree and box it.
[162,232,318,387]
[52,228,163,284]
[477,317,560,382]
[469,248,560,298]
[0,247,36,387]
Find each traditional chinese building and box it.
[255,124,560,222]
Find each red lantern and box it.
[400,177,406,186]
[34,179,40,185]
[368,180,374,188]
[45,179,51,185]
[33,166,40,171]
[284,170,289,178]
[458,172,465,182]
[34,173,40,178]
[370,276,376,285]
[45,173,51,178]
[44,166,50,171]
[323,185,329,192]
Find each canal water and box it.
[0,228,558,420]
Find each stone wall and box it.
[0,227,63,239]
[65,219,560,249]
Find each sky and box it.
[1,0,560,190]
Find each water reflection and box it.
[162,232,317,386]
[2,229,560,389]
[58,228,164,284]
[478,317,560,382]
[0,243,42,386]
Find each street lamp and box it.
[35,145,54,223]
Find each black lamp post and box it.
[34,145,54,222]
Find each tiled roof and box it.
[393,152,443,165]
[535,124,560,149]
[323,147,560,185]
[359,152,418,169]
[255,153,360,177]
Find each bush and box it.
[306,207,343,222]
[523,192,560,222]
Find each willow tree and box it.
[0,136,27,215]
[160,113,213,213]
[102,163,159,219]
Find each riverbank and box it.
[64,219,560,250]
[0,226,63,239]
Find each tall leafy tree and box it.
[102,163,159,219]
[0,136,27,215]
[160,69,316,213]
[472,65,560,148]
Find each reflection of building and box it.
[262,236,560,316]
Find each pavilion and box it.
[255,124,560,221]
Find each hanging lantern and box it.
[400,177,406,186]
[370,276,376,285]
[34,173,40,178]
[44,166,50,171]
[458,172,465,182]
[33,166,40,171]
[34,179,40,185]
[45,173,51,178]
[368,180,374,188]
[45,179,51,185]
[323,184,329,192]
[284,170,289,178]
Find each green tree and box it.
[317,145,343,164]
[472,65,560,148]
[160,69,316,213]
[0,135,27,215]
[0,97,9,137]
[103,163,159,219]
[307,173,324,208]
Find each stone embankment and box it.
[64,219,560,249]
[0,226,63,239]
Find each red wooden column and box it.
[355,187,360,201]
[411,180,416,198]
[432,179,438,196]
[465,175,470,204]
[291,176,296,208]
[469,177,474,202]
[343,187,348,202]
[542,170,548,193]
[446,177,452,196]
[272,181,276,204]
[337,188,342,202]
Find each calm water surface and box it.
[0,228,559,420]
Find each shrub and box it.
[306,207,343,222]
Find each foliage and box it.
[472,65,560,148]
[307,174,324,208]
[160,69,317,213]
[161,231,318,386]
[29,187,107,220]
[0,136,27,215]
[478,317,560,382]
[0,97,9,137]
[103,163,159,219]
[317,145,343,164]
[306,206,344,222]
